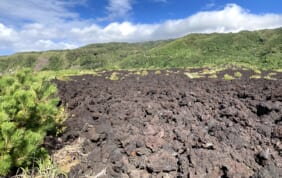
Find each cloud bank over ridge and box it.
[0,1,282,54]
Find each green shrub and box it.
[44,56,64,71]
[0,69,63,176]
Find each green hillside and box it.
[0,28,282,72]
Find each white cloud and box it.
[0,24,17,42]
[1,3,282,54]
[69,4,282,43]
[0,24,19,51]
[104,0,133,21]
[184,4,282,33]
[0,22,79,52]
[70,22,158,43]
[15,39,78,52]
[0,0,85,25]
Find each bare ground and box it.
[51,69,282,178]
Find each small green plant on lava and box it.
[223,74,235,80]
[154,70,161,74]
[134,70,148,76]
[184,72,201,79]
[264,72,277,80]
[110,72,119,80]
[234,71,242,78]
[140,70,148,76]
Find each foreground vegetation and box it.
[0,28,282,72]
[0,69,64,176]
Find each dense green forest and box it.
[0,28,282,72]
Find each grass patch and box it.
[53,138,85,174]
[223,74,235,80]
[264,72,277,80]
[253,69,261,74]
[234,71,242,78]
[208,74,217,79]
[15,158,67,178]
[140,70,148,76]
[109,72,119,80]
[154,70,161,74]
[37,69,98,81]
[184,72,201,79]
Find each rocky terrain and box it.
[52,69,282,178]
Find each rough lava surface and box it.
[52,69,282,178]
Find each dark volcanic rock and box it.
[147,151,178,173]
[53,69,282,178]
[272,125,282,138]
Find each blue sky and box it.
[0,0,282,55]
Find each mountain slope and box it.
[119,28,282,69]
[0,28,281,72]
